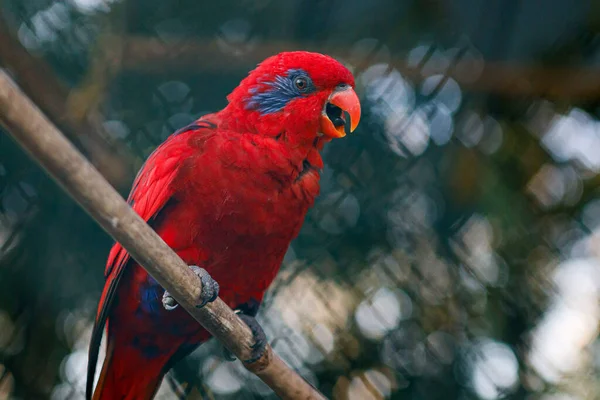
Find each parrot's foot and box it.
[162,265,219,311]
[223,313,267,364]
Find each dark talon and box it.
[162,265,219,311]
[195,266,220,308]
[232,313,267,364]
[162,293,178,311]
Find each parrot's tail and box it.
[92,340,171,400]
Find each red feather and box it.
[87,51,358,400]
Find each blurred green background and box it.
[1,0,600,399]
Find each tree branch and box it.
[0,71,325,400]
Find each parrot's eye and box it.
[294,77,308,91]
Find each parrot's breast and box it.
[149,137,321,311]
[116,130,324,353]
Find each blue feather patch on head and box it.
[246,69,314,115]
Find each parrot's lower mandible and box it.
[86,51,361,400]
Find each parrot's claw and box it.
[162,293,179,311]
[192,265,220,308]
[223,313,267,364]
[162,265,219,311]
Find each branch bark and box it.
[0,71,326,399]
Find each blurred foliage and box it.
[2,0,600,399]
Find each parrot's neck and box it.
[219,102,321,141]
[214,106,327,185]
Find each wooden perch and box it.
[0,71,326,399]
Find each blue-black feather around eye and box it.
[246,69,315,115]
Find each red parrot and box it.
[86,51,360,400]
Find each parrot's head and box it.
[225,51,361,142]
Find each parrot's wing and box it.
[86,120,216,400]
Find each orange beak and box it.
[319,86,361,138]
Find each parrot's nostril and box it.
[325,102,345,128]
